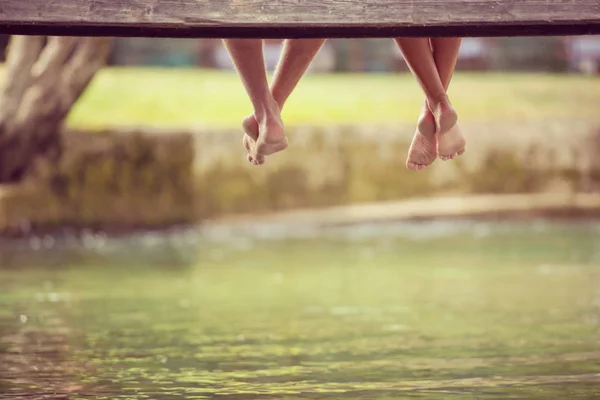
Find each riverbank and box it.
[0,129,196,236]
[207,192,600,231]
[1,68,598,235]
[1,118,599,237]
[192,118,600,218]
[2,192,599,241]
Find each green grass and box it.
[65,68,600,129]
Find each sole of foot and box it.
[437,123,466,161]
[429,96,465,161]
[407,107,437,171]
[241,107,288,165]
[242,116,264,165]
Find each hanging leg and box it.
[394,38,458,132]
[394,38,438,170]
[242,39,326,165]
[393,38,460,170]
[429,37,466,160]
[223,39,287,164]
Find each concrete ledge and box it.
[209,193,600,229]
[0,129,196,235]
[2,120,600,236]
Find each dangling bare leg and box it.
[394,38,458,131]
[430,37,465,161]
[394,38,447,170]
[222,39,287,164]
[242,39,326,165]
[394,38,464,169]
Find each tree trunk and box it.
[0,36,114,183]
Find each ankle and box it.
[427,94,450,112]
[254,98,280,122]
[254,104,277,122]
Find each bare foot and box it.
[241,100,287,165]
[242,116,264,165]
[255,110,287,157]
[437,123,466,161]
[406,104,437,170]
[428,95,465,161]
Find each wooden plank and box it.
[0,0,599,38]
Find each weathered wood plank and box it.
[0,0,599,38]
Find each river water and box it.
[1,219,599,399]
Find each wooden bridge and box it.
[0,0,599,38]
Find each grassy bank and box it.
[1,67,599,234]
[67,69,600,128]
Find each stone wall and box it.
[192,119,600,218]
[0,129,195,235]
[1,119,599,235]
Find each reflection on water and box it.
[1,219,600,399]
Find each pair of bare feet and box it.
[405,95,466,170]
[240,94,466,170]
[241,98,286,166]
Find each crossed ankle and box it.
[426,94,450,112]
[254,100,281,121]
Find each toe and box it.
[406,161,429,171]
[243,134,253,152]
[439,151,463,161]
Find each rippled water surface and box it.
[1,219,600,399]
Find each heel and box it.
[431,95,457,133]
